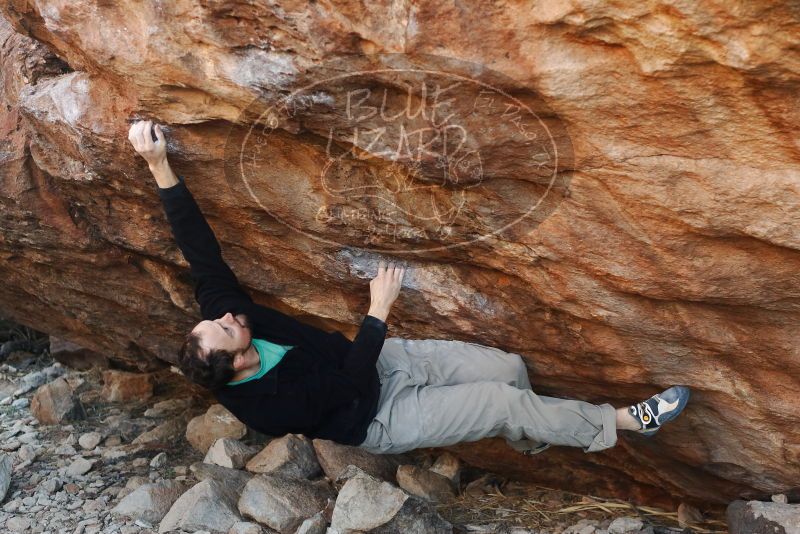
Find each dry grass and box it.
[435,482,728,533]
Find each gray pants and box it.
[359,338,617,454]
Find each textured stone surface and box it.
[1,0,799,510]
[726,500,800,534]
[101,370,153,403]
[49,337,109,370]
[158,478,243,534]
[111,480,188,525]
[206,438,259,470]
[313,439,400,484]
[189,461,254,495]
[331,469,452,533]
[245,434,320,479]
[396,464,457,503]
[0,454,12,502]
[186,404,247,454]
[237,474,335,533]
[30,377,84,425]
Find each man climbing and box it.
[128,119,690,456]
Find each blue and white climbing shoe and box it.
[628,385,690,437]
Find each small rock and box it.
[771,493,788,504]
[677,502,703,527]
[104,434,123,447]
[464,473,503,497]
[17,444,36,463]
[78,431,103,450]
[608,516,644,534]
[294,511,327,534]
[132,415,189,446]
[102,444,145,461]
[144,397,193,418]
[16,366,64,395]
[55,443,77,456]
[205,438,258,470]
[150,452,168,469]
[40,476,62,494]
[11,397,29,409]
[227,521,263,534]
[185,404,247,454]
[30,377,85,425]
[66,457,94,476]
[6,515,32,532]
[2,497,20,513]
[1,439,21,452]
[396,464,457,503]
[429,452,462,488]
[564,518,600,534]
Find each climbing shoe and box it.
[628,385,690,437]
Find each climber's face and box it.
[191,312,252,358]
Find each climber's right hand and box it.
[128,119,167,169]
[367,260,405,322]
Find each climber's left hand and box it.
[128,119,167,169]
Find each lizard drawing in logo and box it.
[318,125,485,229]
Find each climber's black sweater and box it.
[157,174,386,445]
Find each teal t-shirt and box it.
[226,338,294,386]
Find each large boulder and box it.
[111,480,188,524]
[158,479,243,534]
[312,439,399,484]
[726,500,800,534]
[237,474,335,533]
[245,434,320,479]
[330,469,452,533]
[1,1,799,509]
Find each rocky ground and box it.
[0,324,775,533]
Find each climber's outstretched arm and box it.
[128,120,252,320]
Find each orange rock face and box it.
[1,1,799,509]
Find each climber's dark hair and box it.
[177,331,236,391]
